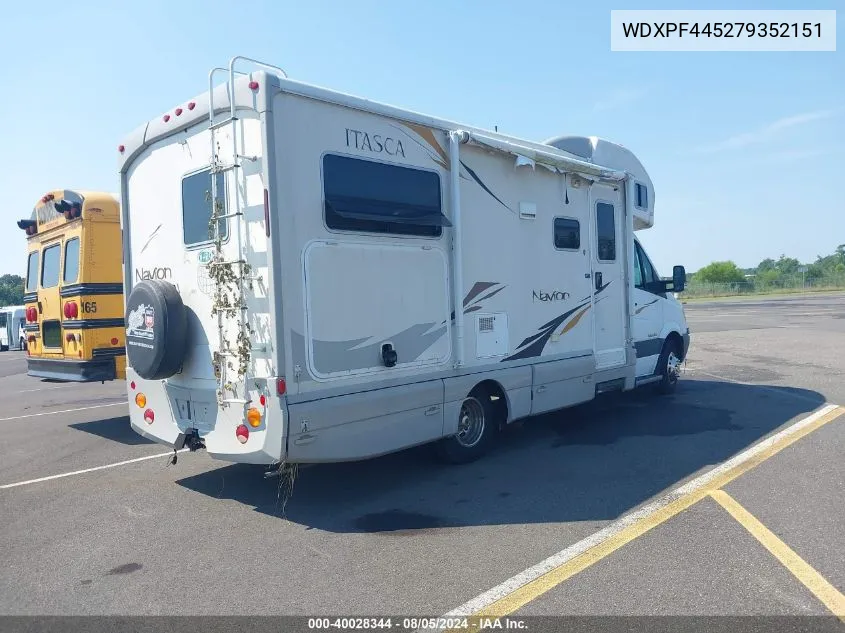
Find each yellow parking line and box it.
[710,490,845,621]
[454,405,844,625]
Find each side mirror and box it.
[672,265,686,293]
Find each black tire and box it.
[124,280,187,380]
[654,337,682,395]
[435,386,499,464]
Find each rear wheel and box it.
[435,387,498,464]
[655,337,682,395]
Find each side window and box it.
[182,168,227,246]
[635,243,659,291]
[634,247,644,288]
[63,238,80,284]
[553,217,580,250]
[635,183,648,209]
[596,202,616,261]
[41,244,61,289]
[323,154,449,238]
[26,251,39,292]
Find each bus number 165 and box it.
[82,301,97,314]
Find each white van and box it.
[118,57,690,469]
[0,306,26,351]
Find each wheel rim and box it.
[455,397,485,448]
[666,351,681,383]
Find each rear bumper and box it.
[27,357,116,382]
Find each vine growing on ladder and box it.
[207,185,253,400]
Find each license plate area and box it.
[166,383,216,433]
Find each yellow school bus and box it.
[17,190,126,382]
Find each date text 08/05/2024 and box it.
[307,617,528,630]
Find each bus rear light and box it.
[277,378,286,395]
[236,424,249,444]
[135,393,147,408]
[175,108,183,116]
[259,394,266,407]
[144,409,155,424]
[63,301,78,319]
[187,101,196,110]
[65,333,74,343]
[111,337,119,345]
[130,381,136,390]
[163,114,170,122]
[118,145,125,153]
[246,407,261,428]
[249,81,259,90]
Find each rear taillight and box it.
[236,424,249,444]
[63,301,78,319]
[277,378,286,395]
[135,393,147,408]
[246,407,262,428]
[26,307,36,322]
[144,409,155,424]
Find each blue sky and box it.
[0,0,841,277]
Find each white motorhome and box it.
[118,56,690,468]
[0,306,26,351]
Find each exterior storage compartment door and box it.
[303,240,451,380]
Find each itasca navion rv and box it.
[119,56,690,468]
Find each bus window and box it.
[41,244,61,288]
[26,251,39,292]
[63,238,80,284]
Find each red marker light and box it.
[130,381,136,390]
[277,378,286,395]
[187,101,196,110]
[175,108,183,116]
[111,337,119,345]
[259,394,266,407]
[249,81,259,90]
[144,409,155,424]
[118,145,125,153]
[163,114,170,122]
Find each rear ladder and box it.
[206,56,287,407]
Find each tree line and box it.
[692,244,845,285]
[0,274,25,306]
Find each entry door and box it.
[591,184,627,369]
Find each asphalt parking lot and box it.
[1,292,843,629]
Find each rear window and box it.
[0,313,7,328]
[182,168,228,246]
[41,244,61,288]
[323,154,448,238]
[63,238,80,284]
[26,252,39,292]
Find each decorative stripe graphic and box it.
[502,282,611,362]
[634,298,659,315]
[396,124,514,213]
[458,160,513,212]
[444,281,507,325]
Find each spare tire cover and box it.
[125,280,187,380]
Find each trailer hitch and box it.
[170,430,206,463]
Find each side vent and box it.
[476,313,509,360]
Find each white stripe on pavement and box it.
[0,402,125,421]
[0,449,189,490]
